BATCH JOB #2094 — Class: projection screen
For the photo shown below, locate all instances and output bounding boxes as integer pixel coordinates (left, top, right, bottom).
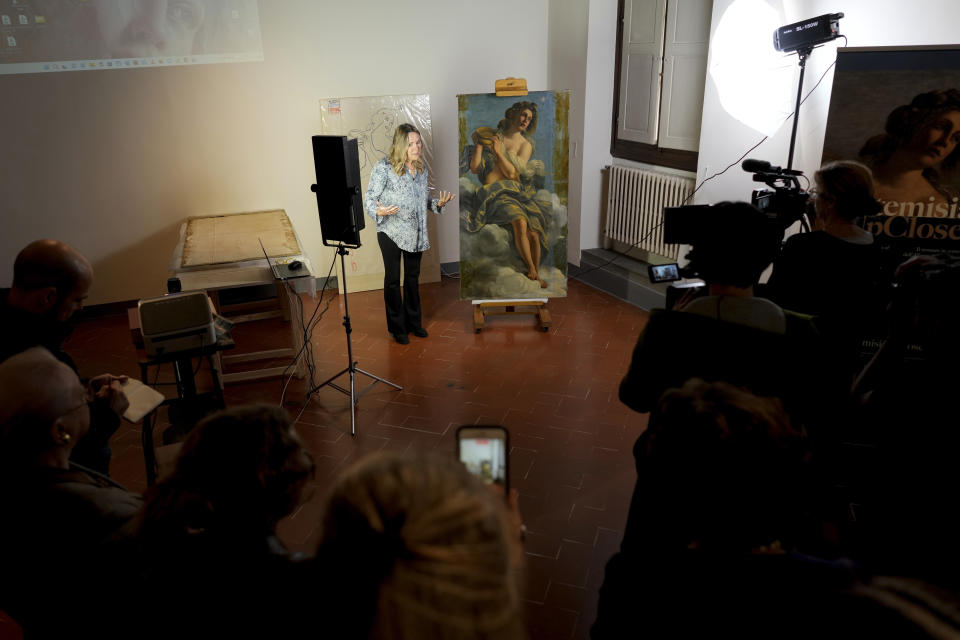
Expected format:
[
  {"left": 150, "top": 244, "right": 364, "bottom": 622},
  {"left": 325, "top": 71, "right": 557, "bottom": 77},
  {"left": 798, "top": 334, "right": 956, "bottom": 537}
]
[{"left": 0, "top": 0, "right": 263, "bottom": 75}]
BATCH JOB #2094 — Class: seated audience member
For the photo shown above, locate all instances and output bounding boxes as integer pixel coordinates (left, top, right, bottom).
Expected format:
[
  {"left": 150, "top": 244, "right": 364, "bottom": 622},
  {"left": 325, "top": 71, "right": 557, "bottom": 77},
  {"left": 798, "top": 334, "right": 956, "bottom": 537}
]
[
  {"left": 619, "top": 202, "right": 838, "bottom": 430},
  {"left": 765, "top": 161, "right": 887, "bottom": 376},
  {"left": 317, "top": 451, "right": 526, "bottom": 640},
  {"left": 0, "top": 239, "right": 129, "bottom": 474},
  {"left": 594, "top": 379, "right": 856, "bottom": 639},
  {"left": 133, "top": 404, "right": 315, "bottom": 637},
  {"left": 0, "top": 347, "right": 142, "bottom": 638},
  {"left": 849, "top": 256, "right": 960, "bottom": 585}
]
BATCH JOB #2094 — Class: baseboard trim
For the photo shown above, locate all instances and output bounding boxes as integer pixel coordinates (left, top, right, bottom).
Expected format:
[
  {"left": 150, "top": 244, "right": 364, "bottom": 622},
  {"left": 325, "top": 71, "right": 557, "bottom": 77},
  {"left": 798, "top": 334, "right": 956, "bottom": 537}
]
[{"left": 569, "top": 249, "right": 667, "bottom": 311}]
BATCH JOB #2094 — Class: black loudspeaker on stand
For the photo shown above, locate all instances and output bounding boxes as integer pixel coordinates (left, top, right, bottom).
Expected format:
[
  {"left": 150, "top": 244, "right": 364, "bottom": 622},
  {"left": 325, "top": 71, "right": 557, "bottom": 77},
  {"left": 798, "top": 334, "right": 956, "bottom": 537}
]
[
  {"left": 308, "top": 135, "right": 401, "bottom": 436},
  {"left": 311, "top": 135, "right": 365, "bottom": 248}
]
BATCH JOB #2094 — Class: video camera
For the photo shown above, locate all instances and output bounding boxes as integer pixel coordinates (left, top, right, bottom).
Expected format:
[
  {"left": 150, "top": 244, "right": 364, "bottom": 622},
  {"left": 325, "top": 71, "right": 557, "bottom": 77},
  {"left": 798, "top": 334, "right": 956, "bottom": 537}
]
[
  {"left": 662, "top": 160, "right": 810, "bottom": 248},
  {"left": 743, "top": 159, "right": 811, "bottom": 231}
]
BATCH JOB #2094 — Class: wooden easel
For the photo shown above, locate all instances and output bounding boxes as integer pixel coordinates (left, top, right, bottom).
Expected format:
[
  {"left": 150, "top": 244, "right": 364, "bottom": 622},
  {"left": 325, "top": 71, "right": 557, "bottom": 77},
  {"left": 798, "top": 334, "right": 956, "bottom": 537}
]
[
  {"left": 473, "top": 299, "right": 551, "bottom": 333},
  {"left": 468, "top": 77, "right": 551, "bottom": 334}
]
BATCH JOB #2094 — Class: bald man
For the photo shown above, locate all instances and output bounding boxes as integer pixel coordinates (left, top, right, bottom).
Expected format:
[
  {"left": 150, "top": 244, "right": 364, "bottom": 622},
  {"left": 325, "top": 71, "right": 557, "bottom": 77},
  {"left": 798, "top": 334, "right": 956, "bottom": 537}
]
[
  {"left": 0, "top": 347, "right": 92, "bottom": 468},
  {"left": 2, "top": 238, "right": 93, "bottom": 361},
  {"left": 0, "top": 348, "right": 141, "bottom": 637},
  {"left": 1, "top": 239, "right": 129, "bottom": 474}
]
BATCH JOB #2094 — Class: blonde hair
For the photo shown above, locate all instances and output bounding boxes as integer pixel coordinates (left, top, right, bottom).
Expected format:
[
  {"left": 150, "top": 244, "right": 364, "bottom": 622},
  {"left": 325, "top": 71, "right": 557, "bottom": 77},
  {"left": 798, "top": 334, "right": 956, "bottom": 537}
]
[
  {"left": 389, "top": 123, "right": 424, "bottom": 176},
  {"left": 319, "top": 452, "right": 525, "bottom": 640}
]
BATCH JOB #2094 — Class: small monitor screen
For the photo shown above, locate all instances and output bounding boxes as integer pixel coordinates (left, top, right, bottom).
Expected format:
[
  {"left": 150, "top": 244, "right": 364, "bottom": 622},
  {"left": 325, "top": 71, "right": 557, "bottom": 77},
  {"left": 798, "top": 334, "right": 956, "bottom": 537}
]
[
  {"left": 459, "top": 437, "right": 507, "bottom": 485},
  {"left": 652, "top": 264, "right": 679, "bottom": 280}
]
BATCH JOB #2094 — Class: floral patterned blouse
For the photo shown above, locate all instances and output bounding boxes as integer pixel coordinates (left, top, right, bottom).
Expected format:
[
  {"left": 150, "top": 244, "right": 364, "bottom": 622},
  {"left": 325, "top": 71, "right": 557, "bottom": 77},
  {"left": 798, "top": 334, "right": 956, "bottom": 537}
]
[{"left": 363, "top": 158, "right": 442, "bottom": 253}]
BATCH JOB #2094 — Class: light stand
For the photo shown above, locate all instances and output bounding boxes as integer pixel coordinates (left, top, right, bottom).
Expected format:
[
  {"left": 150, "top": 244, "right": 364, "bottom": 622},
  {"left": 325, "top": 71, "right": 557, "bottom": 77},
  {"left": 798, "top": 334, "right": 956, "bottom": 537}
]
[
  {"left": 307, "top": 134, "right": 402, "bottom": 436},
  {"left": 306, "top": 245, "right": 402, "bottom": 436},
  {"left": 742, "top": 14, "right": 842, "bottom": 235},
  {"left": 785, "top": 46, "right": 813, "bottom": 171}
]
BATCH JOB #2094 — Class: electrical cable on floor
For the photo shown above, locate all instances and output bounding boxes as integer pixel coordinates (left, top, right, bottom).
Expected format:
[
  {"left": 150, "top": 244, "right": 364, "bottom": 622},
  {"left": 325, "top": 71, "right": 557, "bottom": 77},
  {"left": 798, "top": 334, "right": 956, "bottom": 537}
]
[
  {"left": 292, "top": 387, "right": 315, "bottom": 425},
  {"left": 299, "top": 248, "right": 342, "bottom": 379},
  {"left": 279, "top": 245, "right": 341, "bottom": 409},
  {"left": 279, "top": 248, "right": 339, "bottom": 406},
  {"left": 572, "top": 44, "right": 844, "bottom": 285}
]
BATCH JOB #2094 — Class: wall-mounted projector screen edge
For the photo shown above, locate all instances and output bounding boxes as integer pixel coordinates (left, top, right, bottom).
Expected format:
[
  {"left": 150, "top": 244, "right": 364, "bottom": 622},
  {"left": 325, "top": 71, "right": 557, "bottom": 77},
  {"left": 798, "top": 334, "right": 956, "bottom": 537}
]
[{"left": 0, "top": 0, "right": 264, "bottom": 76}]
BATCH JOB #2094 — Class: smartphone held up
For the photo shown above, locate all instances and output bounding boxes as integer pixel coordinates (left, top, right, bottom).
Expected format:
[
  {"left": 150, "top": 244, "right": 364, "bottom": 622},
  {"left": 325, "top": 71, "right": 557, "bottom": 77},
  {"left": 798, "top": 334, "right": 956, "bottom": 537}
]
[{"left": 456, "top": 425, "right": 509, "bottom": 492}]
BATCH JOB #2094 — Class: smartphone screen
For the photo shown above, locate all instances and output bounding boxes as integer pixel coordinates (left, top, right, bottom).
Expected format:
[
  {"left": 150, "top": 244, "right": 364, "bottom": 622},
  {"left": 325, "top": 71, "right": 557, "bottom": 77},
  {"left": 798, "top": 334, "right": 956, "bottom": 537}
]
[
  {"left": 648, "top": 263, "right": 681, "bottom": 283},
  {"left": 456, "top": 426, "right": 509, "bottom": 491}
]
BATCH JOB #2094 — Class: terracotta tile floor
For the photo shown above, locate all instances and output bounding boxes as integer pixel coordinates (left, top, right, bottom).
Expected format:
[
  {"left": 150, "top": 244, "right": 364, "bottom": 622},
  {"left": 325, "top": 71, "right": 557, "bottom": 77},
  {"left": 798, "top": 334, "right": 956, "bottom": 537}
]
[{"left": 69, "top": 276, "right": 650, "bottom": 640}]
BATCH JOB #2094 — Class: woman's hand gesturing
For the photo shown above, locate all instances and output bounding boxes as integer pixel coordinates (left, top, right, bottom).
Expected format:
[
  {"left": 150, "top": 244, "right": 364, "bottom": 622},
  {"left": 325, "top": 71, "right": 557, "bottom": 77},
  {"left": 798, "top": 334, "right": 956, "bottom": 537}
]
[
  {"left": 377, "top": 201, "right": 399, "bottom": 216},
  {"left": 436, "top": 191, "right": 456, "bottom": 209}
]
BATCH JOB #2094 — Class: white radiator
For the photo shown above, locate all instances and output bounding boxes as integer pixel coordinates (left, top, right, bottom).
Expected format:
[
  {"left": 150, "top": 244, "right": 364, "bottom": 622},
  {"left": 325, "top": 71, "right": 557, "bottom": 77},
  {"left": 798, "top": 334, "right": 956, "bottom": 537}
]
[{"left": 605, "top": 166, "right": 696, "bottom": 260}]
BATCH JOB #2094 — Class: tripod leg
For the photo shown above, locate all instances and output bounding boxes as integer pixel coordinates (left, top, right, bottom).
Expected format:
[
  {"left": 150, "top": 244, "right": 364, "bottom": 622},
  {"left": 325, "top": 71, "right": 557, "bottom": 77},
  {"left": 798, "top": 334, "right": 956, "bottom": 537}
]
[
  {"left": 354, "top": 367, "right": 403, "bottom": 390},
  {"left": 309, "top": 245, "right": 402, "bottom": 438},
  {"left": 311, "top": 365, "right": 352, "bottom": 393},
  {"left": 349, "top": 366, "right": 357, "bottom": 436}
]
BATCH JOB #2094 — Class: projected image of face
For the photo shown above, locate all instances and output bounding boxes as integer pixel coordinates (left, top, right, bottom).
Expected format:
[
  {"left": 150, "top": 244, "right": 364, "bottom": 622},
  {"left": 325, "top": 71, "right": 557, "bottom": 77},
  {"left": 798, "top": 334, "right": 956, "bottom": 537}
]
[
  {"left": 908, "top": 111, "right": 960, "bottom": 169},
  {"left": 94, "top": 0, "right": 206, "bottom": 58}
]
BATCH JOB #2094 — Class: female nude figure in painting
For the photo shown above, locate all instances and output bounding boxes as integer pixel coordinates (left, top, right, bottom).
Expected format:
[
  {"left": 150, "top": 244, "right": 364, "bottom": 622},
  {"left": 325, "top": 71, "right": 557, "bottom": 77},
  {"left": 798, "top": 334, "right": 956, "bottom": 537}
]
[{"left": 468, "top": 100, "right": 552, "bottom": 287}]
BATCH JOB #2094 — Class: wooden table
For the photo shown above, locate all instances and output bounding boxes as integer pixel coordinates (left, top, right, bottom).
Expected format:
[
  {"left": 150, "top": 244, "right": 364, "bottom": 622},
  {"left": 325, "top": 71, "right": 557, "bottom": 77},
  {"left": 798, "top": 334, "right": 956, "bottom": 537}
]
[{"left": 169, "top": 210, "right": 315, "bottom": 384}]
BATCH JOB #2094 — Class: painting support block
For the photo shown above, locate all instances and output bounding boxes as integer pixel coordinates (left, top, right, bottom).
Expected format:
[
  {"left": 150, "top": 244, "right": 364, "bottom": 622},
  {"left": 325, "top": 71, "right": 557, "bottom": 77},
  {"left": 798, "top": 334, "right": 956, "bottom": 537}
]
[
  {"left": 472, "top": 299, "right": 550, "bottom": 333},
  {"left": 495, "top": 77, "right": 528, "bottom": 96}
]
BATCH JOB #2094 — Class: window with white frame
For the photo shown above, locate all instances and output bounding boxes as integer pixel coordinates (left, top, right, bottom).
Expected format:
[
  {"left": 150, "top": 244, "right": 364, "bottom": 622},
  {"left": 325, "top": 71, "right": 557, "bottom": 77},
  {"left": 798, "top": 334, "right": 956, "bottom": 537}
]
[{"left": 612, "top": 0, "right": 712, "bottom": 170}]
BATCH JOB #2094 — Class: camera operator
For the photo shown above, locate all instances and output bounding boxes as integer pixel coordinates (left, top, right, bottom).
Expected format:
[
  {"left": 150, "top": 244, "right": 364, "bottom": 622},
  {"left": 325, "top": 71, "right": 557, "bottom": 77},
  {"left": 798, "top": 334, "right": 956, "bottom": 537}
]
[
  {"left": 619, "top": 201, "right": 840, "bottom": 432},
  {"left": 765, "top": 161, "right": 886, "bottom": 378}
]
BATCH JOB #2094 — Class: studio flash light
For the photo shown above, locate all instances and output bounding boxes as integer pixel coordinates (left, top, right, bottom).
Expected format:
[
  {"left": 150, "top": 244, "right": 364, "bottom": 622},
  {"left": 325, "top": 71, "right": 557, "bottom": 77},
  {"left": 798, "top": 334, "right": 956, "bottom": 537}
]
[{"left": 774, "top": 12, "right": 843, "bottom": 54}]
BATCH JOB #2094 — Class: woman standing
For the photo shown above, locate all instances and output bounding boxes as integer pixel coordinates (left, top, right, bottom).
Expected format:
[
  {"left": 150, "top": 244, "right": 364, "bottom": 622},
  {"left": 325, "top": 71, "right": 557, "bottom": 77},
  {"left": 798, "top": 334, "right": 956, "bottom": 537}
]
[{"left": 364, "top": 123, "right": 455, "bottom": 344}]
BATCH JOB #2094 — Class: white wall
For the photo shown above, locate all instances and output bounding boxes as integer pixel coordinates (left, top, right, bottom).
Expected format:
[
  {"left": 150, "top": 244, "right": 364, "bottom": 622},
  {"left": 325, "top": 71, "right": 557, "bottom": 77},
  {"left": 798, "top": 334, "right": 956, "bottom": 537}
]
[
  {"left": 697, "top": 0, "right": 960, "bottom": 207},
  {"left": 548, "top": 0, "right": 589, "bottom": 264},
  {"left": 578, "top": 0, "right": 619, "bottom": 259},
  {"left": 0, "top": 0, "right": 549, "bottom": 305}
]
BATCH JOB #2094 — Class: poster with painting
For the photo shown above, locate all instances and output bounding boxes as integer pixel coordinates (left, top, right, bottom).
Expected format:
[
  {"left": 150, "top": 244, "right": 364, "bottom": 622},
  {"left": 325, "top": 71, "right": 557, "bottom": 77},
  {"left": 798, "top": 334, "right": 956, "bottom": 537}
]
[
  {"left": 457, "top": 90, "right": 570, "bottom": 300},
  {"left": 821, "top": 46, "right": 960, "bottom": 262},
  {"left": 320, "top": 94, "right": 440, "bottom": 293}
]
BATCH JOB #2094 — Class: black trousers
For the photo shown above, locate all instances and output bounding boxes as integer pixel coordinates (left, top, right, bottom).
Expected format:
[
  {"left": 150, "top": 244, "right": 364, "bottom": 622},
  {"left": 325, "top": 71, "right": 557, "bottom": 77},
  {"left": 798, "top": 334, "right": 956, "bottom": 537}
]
[{"left": 378, "top": 232, "right": 423, "bottom": 335}]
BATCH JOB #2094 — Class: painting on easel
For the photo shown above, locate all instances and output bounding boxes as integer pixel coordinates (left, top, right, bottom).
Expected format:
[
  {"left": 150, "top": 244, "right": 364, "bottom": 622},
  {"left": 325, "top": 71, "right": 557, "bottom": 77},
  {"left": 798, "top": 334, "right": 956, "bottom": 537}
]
[{"left": 457, "top": 90, "right": 570, "bottom": 300}]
